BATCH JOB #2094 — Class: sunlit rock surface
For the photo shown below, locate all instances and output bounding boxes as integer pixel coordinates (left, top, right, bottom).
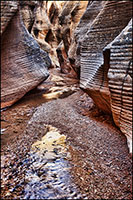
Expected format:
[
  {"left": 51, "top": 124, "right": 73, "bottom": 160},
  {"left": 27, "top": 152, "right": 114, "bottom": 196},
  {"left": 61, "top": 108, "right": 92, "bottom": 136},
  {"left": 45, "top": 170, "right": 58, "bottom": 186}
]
[
  {"left": 1, "top": 1, "right": 51, "bottom": 109},
  {"left": 57, "top": 1, "right": 88, "bottom": 76},
  {"left": 20, "top": 0, "right": 38, "bottom": 33},
  {"left": 25, "top": 1, "right": 88, "bottom": 77}
]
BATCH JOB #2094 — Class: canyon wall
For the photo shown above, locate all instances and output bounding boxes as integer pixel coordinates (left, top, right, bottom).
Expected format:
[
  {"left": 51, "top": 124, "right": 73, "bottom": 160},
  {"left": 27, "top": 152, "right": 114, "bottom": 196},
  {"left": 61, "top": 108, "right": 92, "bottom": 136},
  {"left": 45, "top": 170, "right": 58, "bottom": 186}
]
[
  {"left": 22, "top": 1, "right": 88, "bottom": 77},
  {"left": 108, "top": 19, "right": 132, "bottom": 153},
  {"left": 75, "top": 1, "right": 132, "bottom": 153},
  {"left": 1, "top": 1, "right": 51, "bottom": 108}
]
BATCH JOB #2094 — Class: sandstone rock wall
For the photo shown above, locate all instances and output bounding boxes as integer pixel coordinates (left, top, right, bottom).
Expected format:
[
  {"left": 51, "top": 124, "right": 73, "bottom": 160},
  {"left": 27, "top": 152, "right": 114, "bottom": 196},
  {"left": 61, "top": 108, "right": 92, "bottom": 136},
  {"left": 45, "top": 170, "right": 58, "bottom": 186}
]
[
  {"left": 1, "top": 0, "right": 19, "bottom": 35},
  {"left": 20, "top": 0, "right": 38, "bottom": 33},
  {"left": 1, "top": 1, "right": 51, "bottom": 109},
  {"left": 76, "top": 1, "right": 132, "bottom": 152},
  {"left": 25, "top": 1, "right": 88, "bottom": 77},
  {"left": 74, "top": 1, "right": 106, "bottom": 72},
  {"left": 107, "top": 19, "right": 132, "bottom": 153}
]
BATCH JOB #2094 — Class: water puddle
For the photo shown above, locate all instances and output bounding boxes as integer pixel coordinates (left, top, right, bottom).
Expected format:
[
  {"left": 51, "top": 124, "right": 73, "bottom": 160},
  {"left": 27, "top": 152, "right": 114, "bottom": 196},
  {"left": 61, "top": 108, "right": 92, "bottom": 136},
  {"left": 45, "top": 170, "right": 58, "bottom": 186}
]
[{"left": 23, "top": 125, "right": 83, "bottom": 199}]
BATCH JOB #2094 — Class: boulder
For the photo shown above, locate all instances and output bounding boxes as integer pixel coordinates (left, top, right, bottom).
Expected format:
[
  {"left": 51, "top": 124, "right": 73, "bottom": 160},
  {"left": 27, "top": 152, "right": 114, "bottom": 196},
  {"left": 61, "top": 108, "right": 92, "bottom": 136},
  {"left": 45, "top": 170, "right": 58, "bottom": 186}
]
[{"left": 1, "top": 2, "right": 51, "bottom": 109}]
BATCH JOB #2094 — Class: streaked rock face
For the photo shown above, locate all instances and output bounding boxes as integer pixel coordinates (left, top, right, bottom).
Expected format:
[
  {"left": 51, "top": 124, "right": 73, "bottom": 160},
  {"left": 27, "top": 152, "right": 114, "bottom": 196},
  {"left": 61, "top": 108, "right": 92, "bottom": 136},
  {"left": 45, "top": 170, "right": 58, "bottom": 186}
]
[
  {"left": 58, "top": 1, "right": 88, "bottom": 77},
  {"left": 1, "top": 1, "right": 51, "bottom": 109},
  {"left": 20, "top": 0, "right": 38, "bottom": 34},
  {"left": 74, "top": 1, "right": 106, "bottom": 76},
  {"left": 24, "top": 1, "right": 88, "bottom": 77},
  {"left": 77, "top": 1, "right": 132, "bottom": 152},
  {"left": 108, "top": 19, "right": 132, "bottom": 153},
  {"left": 1, "top": 0, "right": 19, "bottom": 35}
]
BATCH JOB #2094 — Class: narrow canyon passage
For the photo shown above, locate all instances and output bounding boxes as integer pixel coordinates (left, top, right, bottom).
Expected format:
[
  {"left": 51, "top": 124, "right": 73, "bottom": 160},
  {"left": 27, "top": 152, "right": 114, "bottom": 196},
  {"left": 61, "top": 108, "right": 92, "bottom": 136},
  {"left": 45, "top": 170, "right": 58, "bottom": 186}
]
[
  {"left": 1, "top": 1, "right": 132, "bottom": 200},
  {"left": 1, "top": 69, "right": 132, "bottom": 199}
]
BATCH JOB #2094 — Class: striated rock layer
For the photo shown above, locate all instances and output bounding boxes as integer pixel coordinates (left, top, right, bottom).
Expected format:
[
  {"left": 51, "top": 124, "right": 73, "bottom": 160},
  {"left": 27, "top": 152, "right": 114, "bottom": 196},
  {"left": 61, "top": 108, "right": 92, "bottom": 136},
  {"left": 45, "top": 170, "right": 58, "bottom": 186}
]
[
  {"left": 1, "top": 0, "right": 19, "bottom": 35},
  {"left": 108, "top": 19, "right": 132, "bottom": 153},
  {"left": 1, "top": 1, "right": 51, "bottom": 109},
  {"left": 57, "top": 1, "right": 88, "bottom": 76},
  {"left": 24, "top": 1, "right": 88, "bottom": 77},
  {"left": 77, "top": 1, "right": 132, "bottom": 152}
]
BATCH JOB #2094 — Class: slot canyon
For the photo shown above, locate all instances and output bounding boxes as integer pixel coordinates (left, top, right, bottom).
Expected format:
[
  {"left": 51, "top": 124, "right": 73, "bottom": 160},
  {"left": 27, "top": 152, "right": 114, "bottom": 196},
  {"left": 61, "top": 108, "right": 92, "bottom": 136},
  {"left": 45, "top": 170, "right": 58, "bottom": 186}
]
[{"left": 1, "top": 1, "right": 132, "bottom": 199}]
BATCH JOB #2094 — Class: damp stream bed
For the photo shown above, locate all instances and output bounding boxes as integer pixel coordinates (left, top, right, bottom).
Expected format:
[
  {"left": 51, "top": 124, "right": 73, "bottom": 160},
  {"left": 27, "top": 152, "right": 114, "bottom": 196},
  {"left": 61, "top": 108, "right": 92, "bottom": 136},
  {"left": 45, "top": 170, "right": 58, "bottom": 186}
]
[{"left": 1, "top": 76, "right": 132, "bottom": 200}]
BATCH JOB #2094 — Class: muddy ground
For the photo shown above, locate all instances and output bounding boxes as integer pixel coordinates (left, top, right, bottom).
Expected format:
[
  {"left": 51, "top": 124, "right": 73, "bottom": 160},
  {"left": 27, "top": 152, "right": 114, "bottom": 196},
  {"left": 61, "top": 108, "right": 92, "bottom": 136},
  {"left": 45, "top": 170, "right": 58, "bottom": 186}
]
[{"left": 1, "top": 69, "right": 132, "bottom": 199}]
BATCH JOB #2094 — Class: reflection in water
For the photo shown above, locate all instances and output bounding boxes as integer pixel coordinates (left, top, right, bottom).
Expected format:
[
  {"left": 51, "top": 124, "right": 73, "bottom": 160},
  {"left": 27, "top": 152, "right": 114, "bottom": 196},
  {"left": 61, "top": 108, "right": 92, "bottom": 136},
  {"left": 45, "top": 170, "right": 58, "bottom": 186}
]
[{"left": 23, "top": 126, "right": 83, "bottom": 199}]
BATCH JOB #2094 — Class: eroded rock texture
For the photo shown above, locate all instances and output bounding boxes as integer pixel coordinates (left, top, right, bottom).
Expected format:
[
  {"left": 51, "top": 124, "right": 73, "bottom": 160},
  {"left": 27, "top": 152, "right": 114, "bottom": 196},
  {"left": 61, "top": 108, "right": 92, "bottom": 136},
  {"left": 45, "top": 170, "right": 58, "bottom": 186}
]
[
  {"left": 20, "top": 0, "right": 38, "bottom": 34},
  {"left": 57, "top": 1, "right": 88, "bottom": 76},
  {"left": 25, "top": 1, "right": 88, "bottom": 77},
  {"left": 74, "top": 1, "right": 106, "bottom": 74},
  {"left": 77, "top": 1, "right": 132, "bottom": 152},
  {"left": 1, "top": 0, "right": 132, "bottom": 153},
  {"left": 1, "top": 0, "right": 19, "bottom": 35},
  {"left": 108, "top": 19, "right": 132, "bottom": 153},
  {"left": 1, "top": 1, "right": 51, "bottom": 109}
]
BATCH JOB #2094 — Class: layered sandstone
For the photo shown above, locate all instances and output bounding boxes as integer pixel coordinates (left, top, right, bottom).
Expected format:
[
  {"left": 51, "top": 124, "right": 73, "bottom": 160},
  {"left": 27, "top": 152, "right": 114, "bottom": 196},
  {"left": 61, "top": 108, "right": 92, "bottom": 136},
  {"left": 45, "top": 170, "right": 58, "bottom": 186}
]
[
  {"left": 1, "top": 0, "right": 19, "bottom": 35},
  {"left": 20, "top": 0, "right": 38, "bottom": 33},
  {"left": 76, "top": 1, "right": 132, "bottom": 152},
  {"left": 57, "top": 1, "right": 88, "bottom": 77},
  {"left": 74, "top": 1, "right": 106, "bottom": 73},
  {"left": 26, "top": 1, "right": 88, "bottom": 77},
  {"left": 107, "top": 19, "right": 132, "bottom": 153},
  {"left": 1, "top": 1, "right": 51, "bottom": 108}
]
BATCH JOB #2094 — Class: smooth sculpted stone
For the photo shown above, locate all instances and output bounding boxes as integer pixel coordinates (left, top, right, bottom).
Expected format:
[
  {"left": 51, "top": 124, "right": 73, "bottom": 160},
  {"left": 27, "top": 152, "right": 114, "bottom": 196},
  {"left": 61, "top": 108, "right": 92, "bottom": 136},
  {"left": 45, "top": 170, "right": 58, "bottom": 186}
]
[
  {"left": 78, "top": 1, "right": 132, "bottom": 152},
  {"left": 20, "top": 0, "right": 38, "bottom": 33},
  {"left": 25, "top": 1, "right": 88, "bottom": 77},
  {"left": 74, "top": 1, "right": 106, "bottom": 74},
  {"left": 107, "top": 19, "right": 132, "bottom": 153},
  {"left": 57, "top": 1, "right": 88, "bottom": 77},
  {"left": 79, "top": 1, "right": 132, "bottom": 113},
  {"left": 1, "top": 8, "right": 51, "bottom": 109}
]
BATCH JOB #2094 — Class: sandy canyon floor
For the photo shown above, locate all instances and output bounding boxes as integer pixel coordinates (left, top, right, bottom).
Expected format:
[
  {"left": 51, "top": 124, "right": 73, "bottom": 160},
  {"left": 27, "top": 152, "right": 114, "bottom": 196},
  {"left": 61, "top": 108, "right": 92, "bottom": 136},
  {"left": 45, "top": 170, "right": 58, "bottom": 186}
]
[{"left": 1, "top": 69, "right": 132, "bottom": 199}]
